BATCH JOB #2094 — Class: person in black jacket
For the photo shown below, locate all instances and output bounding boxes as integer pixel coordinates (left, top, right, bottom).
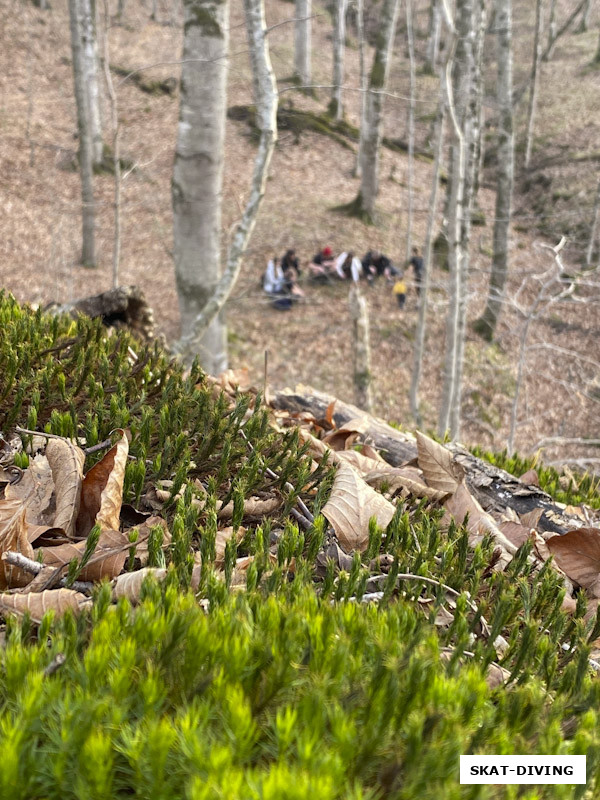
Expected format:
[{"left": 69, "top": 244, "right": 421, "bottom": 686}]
[
  {"left": 408, "top": 246, "right": 424, "bottom": 296},
  {"left": 362, "top": 250, "right": 397, "bottom": 283},
  {"left": 281, "top": 249, "right": 301, "bottom": 280}
]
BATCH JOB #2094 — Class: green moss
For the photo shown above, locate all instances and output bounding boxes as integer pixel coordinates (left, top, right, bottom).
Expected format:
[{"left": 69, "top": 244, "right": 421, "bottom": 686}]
[
  {"left": 332, "top": 192, "right": 376, "bottom": 225},
  {"left": 183, "top": 2, "right": 223, "bottom": 37}
]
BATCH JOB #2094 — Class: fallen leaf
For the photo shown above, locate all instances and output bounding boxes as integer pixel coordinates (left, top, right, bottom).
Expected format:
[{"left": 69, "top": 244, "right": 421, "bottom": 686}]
[
  {"left": 128, "top": 516, "right": 171, "bottom": 566},
  {"left": 416, "top": 432, "right": 464, "bottom": 495},
  {"left": 76, "top": 431, "right": 128, "bottom": 536},
  {"left": 0, "top": 588, "right": 91, "bottom": 623},
  {"left": 325, "top": 400, "right": 336, "bottom": 427},
  {"left": 215, "top": 526, "right": 246, "bottom": 566},
  {"left": 5, "top": 454, "right": 54, "bottom": 526},
  {"left": 217, "top": 497, "right": 280, "bottom": 520},
  {"left": 499, "top": 521, "right": 533, "bottom": 550},
  {"left": 36, "top": 529, "right": 131, "bottom": 581},
  {"left": 365, "top": 467, "right": 448, "bottom": 502},
  {"left": 486, "top": 663, "right": 511, "bottom": 689},
  {"left": 0, "top": 499, "right": 35, "bottom": 588},
  {"left": 336, "top": 449, "right": 383, "bottom": 475},
  {"left": 546, "top": 528, "right": 600, "bottom": 597},
  {"left": 45, "top": 439, "right": 85, "bottom": 539},
  {"left": 519, "top": 507, "right": 543, "bottom": 530},
  {"left": 322, "top": 417, "right": 371, "bottom": 451},
  {"left": 444, "top": 482, "right": 517, "bottom": 556},
  {"left": 111, "top": 567, "right": 167, "bottom": 602},
  {"left": 519, "top": 469, "right": 539, "bottom": 486},
  {"left": 322, "top": 462, "right": 395, "bottom": 552}
]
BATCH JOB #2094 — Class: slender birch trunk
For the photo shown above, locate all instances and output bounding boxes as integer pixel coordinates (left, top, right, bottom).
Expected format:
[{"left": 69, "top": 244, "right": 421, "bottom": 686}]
[
  {"left": 587, "top": 179, "right": 600, "bottom": 266},
  {"left": 173, "top": 0, "right": 278, "bottom": 361},
  {"left": 81, "top": 0, "right": 103, "bottom": 167},
  {"left": 425, "top": 0, "right": 441, "bottom": 75},
  {"left": 405, "top": 0, "right": 415, "bottom": 261},
  {"left": 354, "top": 0, "right": 367, "bottom": 177},
  {"left": 102, "top": 0, "right": 121, "bottom": 288},
  {"left": 471, "top": 0, "right": 487, "bottom": 206},
  {"left": 349, "top": 286, "right": 373, "bottom": 411},
  {"left": 524, "top": 0, "right": 543, "bottom": 169},
  {"left": 172, "top": 0, "right": 229, "bottom": 374},
  {"left": 294, "top": 0, "right": 311, "bottom": 86},
  {"left": 409, "top": 87, "right": 446, "bottom": 425},
  {"left": 543, "top": 0, "right": 586, "bottom": 61},
  {"left": 68, "top": 0, "right": 96, "bottom": 267},
  {"left": 474, "top": 0, "right": 513, "bottom": 342},
  {"left": 350, "top": 0, "right": 401, "bottom": 222},
  {"left": 330, "top": 0, "right": 347, "bottom": 120},
  {"left": 576, "top": 0, "right": 592, "bottom": 33},
  {"left": 545, "top": 0, "right": 557, "bottom": 60}
]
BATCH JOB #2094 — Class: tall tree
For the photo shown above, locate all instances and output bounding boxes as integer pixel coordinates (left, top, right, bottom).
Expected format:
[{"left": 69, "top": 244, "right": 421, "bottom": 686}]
[
  {"left": 68, "top": 0, "right": 96, "bottom": 267},
  {"left": 330, "top": 0, "right": 347, "bottom": 119},
  {"left": 576, "top": 0, "right": 592, "bottom": 33},
  {"left": 424, "top": 0, "right": 441, "bottom": 75},
  {"left": 81, "top": 0, "right": 103, "bottom": 167},
  {"left": 353, "top": 0, "right": 367, "bottom": 177},
  {"left": 172, "top": 0, "right": 230, "bottom": 374},
  {"left": 172, "top": 0, "right": 278, "bottom": 365},
  {"left": 404, "top": 0, "right": 415, "bottom": 261},
  {"left": 524, "top": 0, "right": 543, "bottom": 168},
  {"left": 587, "top": 179, "right": 600, "bottom": 266},
  {"left": 346, "top": 0, "right": 400, "bottom": 222},
  {"left": 294, "top": 0, "right": 311, "bottom": 86},
  {"left": 474, "top": 0, "right": 514, "bottom": 342}
]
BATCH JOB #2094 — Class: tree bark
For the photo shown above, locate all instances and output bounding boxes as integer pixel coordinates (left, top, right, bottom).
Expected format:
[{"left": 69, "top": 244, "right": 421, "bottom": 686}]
[
  {"left": 349, "top": 286, "right": 373, "bottom": 411},
  {"left": 172, "top": 0, "right": 230, "bottom": 375},
  {"left": 404, "top": 0, "right": 415, "bottom": 262},
  {"left": 68, "top": 0, "right": 96, "bottom": 267},
  {"left": 294, "top": 0, "right": 311, "bottom": 86},
  {"left": 576, "top": 0, "right": 592, "bottom": 33},
  {"left": 81, "top": 0, "right": 103, "bottom": 167},
  {"left": 545, "top": 0, "right": 557, "bottom": 59},
  {"left": 474, "top": 0, "right": 513, "bottom": 342},
  {"left": 172, "top": 0, "right": 278, "bottom": 363},
  {"left": 587, "top": 179, "right": 600, "bottom": 266},
  {"left": 424, "top": 0, "right": 441, "bottom": 75},
  {"left": 351, "top": 0, "right": 401, "bottom": 221},
  {"left": 354, "top": 0, "right": 367, "bottom": 177},
  {"left": 330, "top": 0, "right": 347, "bottom": 120},
  {"left": 524, "top": 0, "right": 543, "bottom": 169},
  {"left": 47, "top": 285, "right": 154, "bottom": 340},
  {"left": 102, "top": 0, "right": 121, "bottom": 288},
  {"left": 542, "top": 0, "right": 586, "bottom": 61}
]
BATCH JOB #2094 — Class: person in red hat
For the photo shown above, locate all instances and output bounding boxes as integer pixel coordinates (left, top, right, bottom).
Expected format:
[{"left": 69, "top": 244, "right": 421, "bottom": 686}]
[{"left": 308, "top": 245, "right": 335, "bottom": 283}]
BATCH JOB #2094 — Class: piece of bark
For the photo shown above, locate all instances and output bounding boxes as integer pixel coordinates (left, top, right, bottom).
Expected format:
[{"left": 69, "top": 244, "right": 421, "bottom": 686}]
[
  {"left": 272, "top": 386, "right": 590, "bottom": 535},
  {"left": 45, "top": 285, "right": 154, "bottom": 341}
]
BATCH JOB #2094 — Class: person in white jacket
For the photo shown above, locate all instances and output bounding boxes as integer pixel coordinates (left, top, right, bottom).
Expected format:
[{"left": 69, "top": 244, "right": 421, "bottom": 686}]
[
  {"left": 263, "top": 257, "right": 286, "bottom": 294},
  {"left": 334, "top": 251, "right": 362, "bottom": 282}
]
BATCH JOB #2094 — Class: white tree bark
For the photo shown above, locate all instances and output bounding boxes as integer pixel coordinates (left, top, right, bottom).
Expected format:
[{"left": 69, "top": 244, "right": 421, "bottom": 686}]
[
  {"left": 546, "top": 0, "right": 557, "bottom": 59},
  {"left": 425, "top": 0, "right": 441, "bottom": 75},
  {"left": 587, "top": 179, "right": 600, "bottom": 266},
  {"left": 173, "top": 0, "right": 278, "bottom": 363},
  {"left": 524, "top": 0, "right": 543, "bottom": 169},
  {"left": 475, "top": 0, "right": 513, "bottom": 342},
  {"left": 354, "top": 0, "right": 367, "bottom": 177},
  {"left": 405, "top": 0, "right": 415, "bottom": 262},
  {"left": 81, "top": 0, "right": 103, "bottom": 167},
  {"left": 349, "top": 286, "right": 372, "bottom": 411},
  {"left": 102, "top": 0, "right": 121, "bottom": 288},
  {"left": 409, "top": 84, "right": 446, "bottom": 425},
  {"left": 68, "top": 0, "right": 96, "bottom": 267},
  {"left": 543, "top": 0, "right": 586, "bottom": 61},
  {"left": 172, "top": 0, "right": 230, "bottom": 374},
  {"left": 331, "top": 0, "right": 347, "bottom": 120},
  {"left": 353, "top": 0, "right": 400, "bottom": 221},
  {"left": 576, "top": 0, "right": 592, "bottom": 33},
  {"left": 294, "top": 0, "right": 311, "bottom": 85}
]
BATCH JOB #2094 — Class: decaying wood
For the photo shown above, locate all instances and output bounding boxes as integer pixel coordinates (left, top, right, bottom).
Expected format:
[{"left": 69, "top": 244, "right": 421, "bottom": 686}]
[
  {"left": 45, "top": 285, "right": 154, "bottom": 341},
  {"left": 272, "top": 386, "right": 591, "bottom": 535}
]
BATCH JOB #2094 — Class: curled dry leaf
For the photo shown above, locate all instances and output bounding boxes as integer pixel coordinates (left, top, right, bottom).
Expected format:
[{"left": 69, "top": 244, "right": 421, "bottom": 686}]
[
  {"left": 365, "top": 467, "right": 448, "bottom": 502},
  {"left": 45, "top": 438, "right": 85, "bottom": 539},
  {"left": 486, "top": 663, "right": 511, "bottom": 689},
  {"left": 499, "top": 521, "right": 533, "bottom": 550},
  {"left": 336, "top": 449, "right": 384, "bottom": 476},
  {"left": 416, "top": 432, "right": 464, "bottom": 495},
  {"left": 322, "top": 417, "right": 371, "bottom": 452},
  {"left": 111, "top": 567, "right": 167, "bottom": 602},
  {"left": 5, "top": 454, "right": 54, "bottom": 526},
  {"left": 0, "top": 588, "right": 91, "bottom": 623},
  {"left": 443, "top": 482, "right": 518, "bottom": 557},
  {"left": 546, "top": 528, "right": 600, "bottom": 598},
  {"left": 519, "top": 507, "right": 543, "bottom": 531},
  {"left": 0, "top": 499, "right": 35, "bottom": 588},
  {"left": 217, "top": 496, "right": 280, "bottom": 520},
  {"left": 519, "top": 469, "right": 539, "bottom": 487},
  {"left": 76, "top": 431, "right": 129, "bottom": 537},
  {"left": 36, "top": 529, "right": 130, "bottom": 581},
  {"left": 215, "top": 526, "right": 246, "bottom": 567},
  {"left": 322, "top": 462, "right": 395, "bottom": 553},
  {"left": 129, "top": 516, "right": 171, "bottom": 566}
]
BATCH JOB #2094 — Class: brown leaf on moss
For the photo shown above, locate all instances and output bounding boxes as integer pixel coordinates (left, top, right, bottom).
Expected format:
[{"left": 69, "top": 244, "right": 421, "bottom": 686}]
[
  {"left": 111, "top": 567, "right": 167, "bottom": 602},
  {"left": 0, "top": 588, "right": 91, "bottom": 623},
  {"left": 128, "top": 516, "right": 171, "bottom": 566},
  {"left": 365, "top": 467, "right": 448, "bottom": 502},
  {"left": 5, "top": 454, "right": 54, "bottom": 526},
  {"left": 76, "top": 431, "right": 128, "bottom": 537},
  {"left": 443, "top": 482, "right": 518, "bottom": 557},
  {"left": 217, "top": 496, "right": 280, "bottom": 520},
  {"left": 519, "top": 507, "right": 544, "bottom": 530},
  {"left": 322, "top": 462, "right": 395, "bottom": 552},
  {"left": 0, "top": 499, "right": 35, "bottom": 588},
  {"left": 519, "top": 469, "right": 539, "bottom": 486},
  {"left": 546, "top": 528, "right": 600, "bottom": 597},
  {"left": 36, "top": 529, "right": 130, "bottom": 581},
  {"left": 416, "top": 432, "right": 464, "bottom": 495},
  {"left": 215, "top": 526, "right": 246, "bottom": 566},
  {"left": 45, "top": 439, "right": 85, "bottom": 539},
  {"left": 499, "top": 521, "right": 533, "bottom": 549},
  {"left": 322, "top": 417, "right": 371, "bottom": 452}
]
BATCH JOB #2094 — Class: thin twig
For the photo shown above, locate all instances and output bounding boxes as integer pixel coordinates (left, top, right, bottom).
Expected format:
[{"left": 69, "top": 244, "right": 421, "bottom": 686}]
[
  {"left": 44, "top": 653, "right": 66, "bottom": 677},
  {"left": 1, "top": 552, "right": 93, "bottom": 594}
]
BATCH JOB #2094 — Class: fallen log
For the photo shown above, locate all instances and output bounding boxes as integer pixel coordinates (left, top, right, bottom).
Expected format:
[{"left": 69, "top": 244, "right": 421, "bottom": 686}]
[
  {"left": 272, "top": 385, "right": 592, "bottom": 535},
  {"left": 45, "top": 286, "right": 154, "bottom": 341}
]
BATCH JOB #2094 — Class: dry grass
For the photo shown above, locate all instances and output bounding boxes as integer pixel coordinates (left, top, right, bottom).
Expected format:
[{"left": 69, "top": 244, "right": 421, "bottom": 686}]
[{"left": 1, "top": 0, "right": 599, "bottom": 465}]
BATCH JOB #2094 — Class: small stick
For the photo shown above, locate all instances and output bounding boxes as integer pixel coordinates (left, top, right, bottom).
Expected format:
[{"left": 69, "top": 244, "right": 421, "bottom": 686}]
[
  {"left": 1, "top": 552, "right": 93, "bottom": 594},
  {"left": 83, "top": 437, "right": 114, "bottom": 456},
  {"left": 15, "top": 427, "right": 76, "bottom": 442},
  {"left": 263, "top": 349, "right": 269, "bottom": 405},
  {"left": 44, "top": 653, "right": 66, "bottom": 677}
]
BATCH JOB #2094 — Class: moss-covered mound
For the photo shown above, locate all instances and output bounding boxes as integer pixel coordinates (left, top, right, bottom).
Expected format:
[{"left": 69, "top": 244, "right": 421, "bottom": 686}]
[{"left": 1, "top": 294, "right": 600, "bottom": 799}]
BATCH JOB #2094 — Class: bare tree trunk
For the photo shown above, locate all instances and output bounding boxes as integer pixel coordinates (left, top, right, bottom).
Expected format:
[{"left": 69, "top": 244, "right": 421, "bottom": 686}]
[
  {"left": 172, "top": 0, "right": 229, "bottom": 374},
  {"left": 102, "top": 0, "right": 121, "bottom": 288},
  {"left": 81, "top": 0, "right": 103, "bottom": 167},
  {"left": 542, "top": 0, "right": 586, "bottom": 61},
  {"left": 330, "top": 0, "right": 347, "bottom": 120},
  {"left": 524, "top": 0, "right": 543, "bottom": 169},
  {"left": 354, "top": 0, "right": 367, "bottom": 177},
  {"left": 596, "top": 27, "right": 600, "bottom": 62},
  {"left": 471, "top": 0, "right": 487, "bottom": 206},
  {"left": 546, "top": 0, "right": 557, "bottom": 59},
  {"left": 587, "top": 179, "right": 600, "bottom": 266},
  {"left": 349, "top": 286, "right": 373, "bottom": 411},
  {"left": 350, "top": 0, "right": 401, "bottom": 222},
  {"left": 576, "top": 0, "right": 592, "bottom": 33},
  {"left": 68, "top": 0, "right": 96, "bottom": 267},
  {"left": 409, "top": 86, "right": 446, "bottom": 425},
  {"left": 474, "top": 0, "right": 513, "bottom": 342},
  {"left": 172, "top": 0, "right": 278, "bottom": 361},
  {"left": 405, "top": 0, "right": 415, "bottom": 261},
  {"left": 294, "top": 0, "right": 311, "bottom": 86},
  {"left": 425, "top": 0, "right": 441, "bottom": 75}
]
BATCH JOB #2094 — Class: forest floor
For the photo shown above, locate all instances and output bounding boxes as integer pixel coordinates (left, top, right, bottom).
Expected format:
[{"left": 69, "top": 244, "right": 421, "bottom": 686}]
[{"left": 1, "top": 0, "right": 600, "bottom": 466}]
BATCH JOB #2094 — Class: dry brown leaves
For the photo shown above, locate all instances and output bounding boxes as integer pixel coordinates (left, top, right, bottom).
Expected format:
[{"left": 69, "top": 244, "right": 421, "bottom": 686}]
[
  {"left": 0, "top": 588, "right": 91, "bottom": 623},
  {"left": 546, "top": 528, "right": 600, "bottom": 598}
]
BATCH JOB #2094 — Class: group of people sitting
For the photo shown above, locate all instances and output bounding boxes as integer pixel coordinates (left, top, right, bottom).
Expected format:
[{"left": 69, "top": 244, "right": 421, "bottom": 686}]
[{"left": 263, "top": 245, "right": 424, "bottom": 310}]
